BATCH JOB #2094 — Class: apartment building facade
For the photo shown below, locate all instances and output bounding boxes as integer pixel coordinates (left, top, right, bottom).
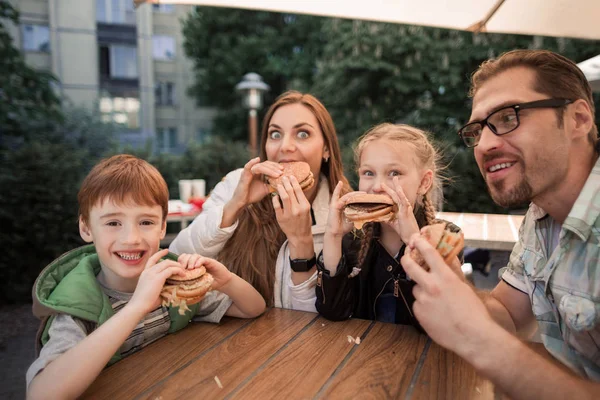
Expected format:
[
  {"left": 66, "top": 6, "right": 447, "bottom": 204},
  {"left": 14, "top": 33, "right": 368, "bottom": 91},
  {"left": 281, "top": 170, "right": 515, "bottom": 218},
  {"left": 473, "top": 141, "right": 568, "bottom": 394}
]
[{"left": 8, "top": 0, "right": 217, "bottom": 153}]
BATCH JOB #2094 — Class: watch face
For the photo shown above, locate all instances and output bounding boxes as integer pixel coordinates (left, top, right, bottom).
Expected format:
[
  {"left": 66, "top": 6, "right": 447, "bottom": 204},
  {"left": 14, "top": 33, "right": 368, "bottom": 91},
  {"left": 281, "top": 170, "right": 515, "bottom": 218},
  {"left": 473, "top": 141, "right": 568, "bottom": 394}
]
[{"left": 290, "top": 255, "right": 316, "bottom": 272}]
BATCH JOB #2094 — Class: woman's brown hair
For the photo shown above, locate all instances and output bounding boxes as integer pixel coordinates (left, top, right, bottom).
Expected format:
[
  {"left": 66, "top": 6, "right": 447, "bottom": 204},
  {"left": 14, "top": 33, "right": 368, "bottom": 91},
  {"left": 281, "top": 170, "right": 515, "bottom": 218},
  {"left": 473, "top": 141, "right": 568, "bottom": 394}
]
[
  {"left": 218, "top": 91, "right": 350, "bottom": 305},
  {"left": 353, "top": 123, "right": 442, "bottom": 267}
]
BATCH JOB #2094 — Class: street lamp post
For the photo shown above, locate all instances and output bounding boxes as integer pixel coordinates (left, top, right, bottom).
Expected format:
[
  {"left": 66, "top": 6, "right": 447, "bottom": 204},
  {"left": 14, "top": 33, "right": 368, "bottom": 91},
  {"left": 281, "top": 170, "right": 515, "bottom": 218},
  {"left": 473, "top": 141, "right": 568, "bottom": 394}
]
[{"left": 235, "top": 73, "right": 270, "bottom": 155}]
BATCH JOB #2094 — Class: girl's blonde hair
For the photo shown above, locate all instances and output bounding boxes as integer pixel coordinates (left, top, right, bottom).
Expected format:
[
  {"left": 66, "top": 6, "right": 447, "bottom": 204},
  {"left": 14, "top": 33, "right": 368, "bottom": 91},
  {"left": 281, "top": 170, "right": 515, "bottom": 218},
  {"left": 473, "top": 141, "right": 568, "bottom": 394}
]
[
  {"left": 217, "top": 91, "right": 350, "bottom": 306},
  {"left": 354, "top": 123, "right": 443, "bottom": 267}
]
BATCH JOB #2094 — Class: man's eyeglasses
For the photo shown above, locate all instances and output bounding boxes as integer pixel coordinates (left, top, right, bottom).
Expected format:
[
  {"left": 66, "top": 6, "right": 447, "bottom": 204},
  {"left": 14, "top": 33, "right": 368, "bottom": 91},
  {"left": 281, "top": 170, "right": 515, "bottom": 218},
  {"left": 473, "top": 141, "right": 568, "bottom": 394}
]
[{"left": 458, "top": 98, "right": 573, "bottom": 148}]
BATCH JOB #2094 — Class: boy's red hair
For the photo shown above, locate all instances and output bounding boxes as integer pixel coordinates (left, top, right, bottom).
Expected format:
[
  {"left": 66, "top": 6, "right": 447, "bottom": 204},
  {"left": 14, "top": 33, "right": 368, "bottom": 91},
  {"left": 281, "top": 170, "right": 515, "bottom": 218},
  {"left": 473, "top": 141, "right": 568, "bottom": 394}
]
[{"left": 78, "top": 154, "right": 169, "bottom": 224}]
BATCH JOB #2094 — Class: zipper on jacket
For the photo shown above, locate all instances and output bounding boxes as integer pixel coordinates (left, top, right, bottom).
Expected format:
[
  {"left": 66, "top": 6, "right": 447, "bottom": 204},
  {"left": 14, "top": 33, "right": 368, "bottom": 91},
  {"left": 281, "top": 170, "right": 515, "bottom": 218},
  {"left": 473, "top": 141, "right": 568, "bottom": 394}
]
[
  {"left": 317, "top": 271, "right": 325, "bottom": 304},
  {"left": 373, "top": 276, "right": 393, "bottom": 320}
]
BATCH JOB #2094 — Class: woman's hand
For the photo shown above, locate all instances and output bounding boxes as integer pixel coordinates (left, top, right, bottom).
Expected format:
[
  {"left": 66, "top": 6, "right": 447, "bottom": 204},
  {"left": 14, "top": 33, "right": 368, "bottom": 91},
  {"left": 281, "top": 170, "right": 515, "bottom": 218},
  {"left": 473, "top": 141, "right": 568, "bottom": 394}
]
[
  {"left": 272, "top": 175, "right": 314, "bottom": 259},
  {"left": 327, "top": 183, "right": 360, "bottom": 237},
  {"left": 229, "top": 158, "right": 283, "bottom": 209},
  {"left": 381, "top": 177, "right": 420, "bottom": 243},
  {"left": 222, "top": 158, "right": 283, "bottom": 228}
]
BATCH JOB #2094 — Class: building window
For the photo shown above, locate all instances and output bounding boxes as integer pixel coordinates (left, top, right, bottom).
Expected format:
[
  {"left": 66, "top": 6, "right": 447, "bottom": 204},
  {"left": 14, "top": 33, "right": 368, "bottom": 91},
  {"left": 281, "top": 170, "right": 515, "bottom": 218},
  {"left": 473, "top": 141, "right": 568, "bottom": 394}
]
[
  {"left": 96, "top": 0, "right": 135, "bottom": 25},
  {"left": 153, "top": 4, "right": 174, "bottom": 13},
  {"left": 21, "top": 24, "right": 50, "bottom": 52},
  {"left": 196, "top": 127, "right": 211, "bottom": 143},
  {"left": 157, "top": 127, "right": 178, "bottom": 152},
  {"left": 152, "top": 35, "right": 176, "bottom": 61},
  {"left": 155, "top": 82, "right": 175, "bottom": 106},
  {"left": 99, "top": 95, "right": 140, "bottom": 129},
  {"left": 99, "top": 44, "right": 138, "bottom": 79}
]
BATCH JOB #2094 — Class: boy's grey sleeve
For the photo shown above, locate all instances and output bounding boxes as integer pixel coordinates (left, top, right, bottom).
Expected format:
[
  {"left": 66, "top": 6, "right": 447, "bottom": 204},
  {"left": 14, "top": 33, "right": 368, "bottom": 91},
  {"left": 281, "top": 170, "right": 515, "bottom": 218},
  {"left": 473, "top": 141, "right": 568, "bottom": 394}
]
[
  {"left": 26, "top": 314, "right": 87, "bottom": 389},
  {"left": 192, "top": 290, "right": 233, "bottom": 324}
]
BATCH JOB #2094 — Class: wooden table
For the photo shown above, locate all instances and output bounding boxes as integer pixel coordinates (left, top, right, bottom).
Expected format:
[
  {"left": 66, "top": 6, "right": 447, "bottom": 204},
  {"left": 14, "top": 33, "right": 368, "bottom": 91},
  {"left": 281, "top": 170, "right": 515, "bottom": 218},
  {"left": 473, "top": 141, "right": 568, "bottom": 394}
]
[
  {"left": 437, "top": 212, "right": 524, "bottom": 251},
  {"left": 83, "top": 308, "right": 496, "bottom": 399}
]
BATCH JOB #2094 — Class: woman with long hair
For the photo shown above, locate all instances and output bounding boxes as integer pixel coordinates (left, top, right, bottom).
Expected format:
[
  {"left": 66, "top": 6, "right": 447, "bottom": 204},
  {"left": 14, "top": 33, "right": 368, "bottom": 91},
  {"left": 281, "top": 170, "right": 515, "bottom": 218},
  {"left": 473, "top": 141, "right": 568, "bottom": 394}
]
[{"left": 170, "top": 91, "right": 350, "bottom": 310}]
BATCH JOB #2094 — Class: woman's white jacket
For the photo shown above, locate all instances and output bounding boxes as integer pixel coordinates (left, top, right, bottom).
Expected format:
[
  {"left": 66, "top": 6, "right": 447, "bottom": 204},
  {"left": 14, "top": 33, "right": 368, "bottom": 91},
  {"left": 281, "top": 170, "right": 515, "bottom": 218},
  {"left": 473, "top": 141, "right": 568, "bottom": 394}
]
[{"left": 169, "top": 168, "right": 331, "bottom": 312}]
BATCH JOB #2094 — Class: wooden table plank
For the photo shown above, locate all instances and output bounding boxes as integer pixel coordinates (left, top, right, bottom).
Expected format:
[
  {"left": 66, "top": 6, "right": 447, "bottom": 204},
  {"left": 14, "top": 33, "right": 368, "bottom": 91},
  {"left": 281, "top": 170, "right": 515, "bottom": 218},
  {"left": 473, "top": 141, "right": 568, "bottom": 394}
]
[
  {"left": 409, "top": 341, "right": 495, "bottom": 400},
  {"left": 319, "top": 322, "right": 428, "bottom": 399},
  {"left": 142, "top": 308, "right": 318, "bottom": 399},
  {"left": 82, "top": 316, "right": 250, "bottom": 399},
  {"left": 231, "top": 316, "right": 372, "bottom": 399}
]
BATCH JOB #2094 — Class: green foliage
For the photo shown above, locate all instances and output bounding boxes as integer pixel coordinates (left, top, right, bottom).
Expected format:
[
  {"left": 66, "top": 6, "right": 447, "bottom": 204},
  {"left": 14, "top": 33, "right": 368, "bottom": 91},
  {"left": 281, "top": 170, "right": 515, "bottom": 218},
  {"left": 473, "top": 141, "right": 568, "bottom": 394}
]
[
  {"left": 182, "top": 7, "right": 325, "bottom": 141},
  {"left": 0, "top": 1, "right": 62, "bottom": 139},
  {"left": 182, "top": 9, "right": 600, "bottom": 214},
  {"left": 310, "top": 20, "right": 600, "bottom": 212},
  {"left": 0, "top": 141, "right": 87, "bottom": 303}
]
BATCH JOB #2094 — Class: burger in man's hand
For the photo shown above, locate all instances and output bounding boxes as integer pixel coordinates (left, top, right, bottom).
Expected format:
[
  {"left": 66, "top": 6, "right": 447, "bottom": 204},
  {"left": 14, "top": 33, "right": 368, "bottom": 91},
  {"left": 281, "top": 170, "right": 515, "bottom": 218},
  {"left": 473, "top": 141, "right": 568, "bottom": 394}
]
[
  {"left": 342, "top": 193, "right": 396, "bottom": 230},
  {"left": 410, "top": 223, "right": 464, "bottom": 271},
  {"left": 267, "top": 161, "right": 315, "bottom": 193},
  {"left": 161, "top": 266, "right": 214, "bottom": 315}
]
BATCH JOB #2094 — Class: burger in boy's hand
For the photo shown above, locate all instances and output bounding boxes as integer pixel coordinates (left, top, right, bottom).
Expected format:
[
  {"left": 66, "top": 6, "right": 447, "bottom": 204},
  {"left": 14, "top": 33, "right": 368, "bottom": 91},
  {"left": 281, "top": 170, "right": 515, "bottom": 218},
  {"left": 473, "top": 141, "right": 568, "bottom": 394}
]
[
  {"left": 410, "top": 223, "right": 464, "bottom": 271},
  {"left": 160, "top": 266, "right": 214, "bottom": 315},
  {"left": 267, "top": 161, "right": 315, "bottom": 193}
]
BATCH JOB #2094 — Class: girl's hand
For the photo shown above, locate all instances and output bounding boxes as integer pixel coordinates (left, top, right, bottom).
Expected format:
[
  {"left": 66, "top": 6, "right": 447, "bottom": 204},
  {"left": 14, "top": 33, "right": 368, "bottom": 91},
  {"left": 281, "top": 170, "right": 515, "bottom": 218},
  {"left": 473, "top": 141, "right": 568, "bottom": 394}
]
[
  {"left": 326, "top": 182, "right": 359, "bottom": 237},
  {"left": 272, "top": 175, "right": 313, "bottom": 246},
  {"left": 129, "top": 249, "right": 186, "bottom": 314},
  {"left": 229, "top": 158, "right": 284, "bottom": 209},
  {"left": 192, "top": 256, "right": 233, "bottom": 291},
  {"left": 381, "top": 177, "right": 420, "bottom": 243}
]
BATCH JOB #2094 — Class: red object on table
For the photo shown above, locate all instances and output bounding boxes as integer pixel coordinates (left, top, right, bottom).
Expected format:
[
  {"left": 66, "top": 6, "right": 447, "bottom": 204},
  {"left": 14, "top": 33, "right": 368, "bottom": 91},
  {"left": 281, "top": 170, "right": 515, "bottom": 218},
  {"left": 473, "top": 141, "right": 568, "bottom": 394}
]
[{"left": 188, "top": 197, "right": 206, "bottom": 211}]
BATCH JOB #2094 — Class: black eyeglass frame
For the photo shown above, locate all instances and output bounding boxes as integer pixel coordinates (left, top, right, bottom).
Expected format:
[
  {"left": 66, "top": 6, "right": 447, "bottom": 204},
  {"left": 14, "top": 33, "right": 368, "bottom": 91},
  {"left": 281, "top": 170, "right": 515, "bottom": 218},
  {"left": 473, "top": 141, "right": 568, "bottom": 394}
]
[{"left": 458, "top": 98, "right": 573, "bottom": 148}]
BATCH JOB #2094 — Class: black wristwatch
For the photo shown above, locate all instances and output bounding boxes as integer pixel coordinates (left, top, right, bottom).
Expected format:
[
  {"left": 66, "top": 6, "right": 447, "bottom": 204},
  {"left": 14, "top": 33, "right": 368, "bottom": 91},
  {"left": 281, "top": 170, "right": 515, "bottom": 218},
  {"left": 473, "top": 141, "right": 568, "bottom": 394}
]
[{"left": 289, "top": 253, "right": 317, "bottom": 272}]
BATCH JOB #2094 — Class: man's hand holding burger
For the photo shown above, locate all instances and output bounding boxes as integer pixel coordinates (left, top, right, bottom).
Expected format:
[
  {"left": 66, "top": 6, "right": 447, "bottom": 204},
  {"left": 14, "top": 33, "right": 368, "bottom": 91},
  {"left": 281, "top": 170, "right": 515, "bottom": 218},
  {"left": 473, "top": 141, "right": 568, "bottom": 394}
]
[{"left": 401, "top": 234, "right": 494, "bottom": 357}]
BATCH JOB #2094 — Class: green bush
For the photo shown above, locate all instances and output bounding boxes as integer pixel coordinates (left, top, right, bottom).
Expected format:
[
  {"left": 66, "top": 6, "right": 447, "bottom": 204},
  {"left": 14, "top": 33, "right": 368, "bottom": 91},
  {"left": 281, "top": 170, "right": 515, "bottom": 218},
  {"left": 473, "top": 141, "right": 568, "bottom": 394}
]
[{"left": 0, "top": 141, "right": 88, "bottom": 303}]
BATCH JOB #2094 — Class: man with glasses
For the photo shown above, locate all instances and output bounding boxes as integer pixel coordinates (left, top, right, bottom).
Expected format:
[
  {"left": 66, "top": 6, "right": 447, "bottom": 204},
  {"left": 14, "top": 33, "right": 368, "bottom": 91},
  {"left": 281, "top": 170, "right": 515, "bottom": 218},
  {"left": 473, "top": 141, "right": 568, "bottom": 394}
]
[{"left": 401, "top": 49, "right": 600, "bottom": 399}]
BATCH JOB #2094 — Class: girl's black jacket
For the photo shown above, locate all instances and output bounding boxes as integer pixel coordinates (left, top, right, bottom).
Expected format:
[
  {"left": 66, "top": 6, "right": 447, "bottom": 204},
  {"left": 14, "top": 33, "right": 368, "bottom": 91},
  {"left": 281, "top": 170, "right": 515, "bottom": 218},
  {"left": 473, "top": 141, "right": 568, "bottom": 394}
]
[{"left": 315, "top": 218, "right": 463, "bottom": 329}]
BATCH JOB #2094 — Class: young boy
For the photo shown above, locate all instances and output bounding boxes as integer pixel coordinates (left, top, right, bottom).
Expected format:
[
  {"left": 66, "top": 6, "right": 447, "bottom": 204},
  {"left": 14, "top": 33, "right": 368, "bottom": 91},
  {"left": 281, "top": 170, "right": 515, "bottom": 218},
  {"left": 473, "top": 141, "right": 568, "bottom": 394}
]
[{"left": 26, "top": 154, "right": 266, "bottom": 399}]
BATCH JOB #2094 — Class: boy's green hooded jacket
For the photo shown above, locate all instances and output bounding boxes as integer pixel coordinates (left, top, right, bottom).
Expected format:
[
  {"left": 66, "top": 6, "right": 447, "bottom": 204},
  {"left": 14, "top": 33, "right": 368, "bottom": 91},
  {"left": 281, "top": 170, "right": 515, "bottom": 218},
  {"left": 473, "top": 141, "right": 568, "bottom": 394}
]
[{"left": 32, "top": 245, "right": 199, "bottom": 365}]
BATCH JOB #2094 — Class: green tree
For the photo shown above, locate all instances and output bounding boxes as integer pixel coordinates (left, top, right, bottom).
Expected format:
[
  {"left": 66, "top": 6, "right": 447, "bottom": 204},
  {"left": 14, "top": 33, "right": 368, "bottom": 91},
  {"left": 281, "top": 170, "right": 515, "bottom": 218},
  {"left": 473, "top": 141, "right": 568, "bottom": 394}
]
[
  {"left": 311, "top": 19, "right": 600, "bottom": 212},
  {"left": 182, "top": 7, "right": 326, "bottom": 141}
]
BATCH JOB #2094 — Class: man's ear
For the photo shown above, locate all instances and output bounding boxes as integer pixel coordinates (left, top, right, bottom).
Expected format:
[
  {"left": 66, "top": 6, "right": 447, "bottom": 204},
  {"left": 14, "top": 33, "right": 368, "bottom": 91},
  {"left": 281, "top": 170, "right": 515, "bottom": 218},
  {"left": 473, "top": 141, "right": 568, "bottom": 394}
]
[
  {"left": 418, "top": 169, "right": 434, "bottom": 195},
  {"left": 79, "top": 217, "right": 93, "bottom": 243},
  {"left": 160, "top": 220, "right": 167, "bottom": 240},
  {"left": 569, "top": 99, "right": 594, "bottom": 141}
]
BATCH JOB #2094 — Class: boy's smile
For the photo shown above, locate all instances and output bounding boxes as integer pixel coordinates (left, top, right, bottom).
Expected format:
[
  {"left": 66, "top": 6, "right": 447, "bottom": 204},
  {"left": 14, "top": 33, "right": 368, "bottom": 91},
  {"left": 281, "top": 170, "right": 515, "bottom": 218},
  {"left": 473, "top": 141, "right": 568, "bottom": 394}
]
[{"left": 79, "top": 198, "right": 166, "bottom": 292}]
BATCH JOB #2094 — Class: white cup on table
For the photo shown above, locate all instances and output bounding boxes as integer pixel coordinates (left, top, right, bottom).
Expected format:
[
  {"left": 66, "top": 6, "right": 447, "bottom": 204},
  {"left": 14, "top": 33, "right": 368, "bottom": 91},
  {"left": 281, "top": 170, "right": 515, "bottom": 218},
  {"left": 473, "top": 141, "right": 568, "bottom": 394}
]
[
  {"left": 178, "top": 180, "right": 193, "bottom": 203},
  {"left": 192, "top": 179, "right": 206, "bottom": 198}
]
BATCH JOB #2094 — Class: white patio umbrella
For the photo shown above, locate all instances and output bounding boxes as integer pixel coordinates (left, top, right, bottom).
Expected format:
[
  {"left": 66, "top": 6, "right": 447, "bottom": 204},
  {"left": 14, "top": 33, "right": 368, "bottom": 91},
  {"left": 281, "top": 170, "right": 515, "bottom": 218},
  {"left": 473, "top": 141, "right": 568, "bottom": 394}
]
[
  {"left": 135, "top": 0, "right": 600, "bottom": 40},
  {"left": 578, "top": 55, "right": 600, "bottom": 92}
]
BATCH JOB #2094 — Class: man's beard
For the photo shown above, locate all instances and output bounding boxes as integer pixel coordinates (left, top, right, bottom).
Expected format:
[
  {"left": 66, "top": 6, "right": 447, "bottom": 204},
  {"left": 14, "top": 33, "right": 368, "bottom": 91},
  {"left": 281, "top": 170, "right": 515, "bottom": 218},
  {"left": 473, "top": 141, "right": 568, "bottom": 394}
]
[{"left": 487, "top": 174, "right": 532, "bottom": 208}]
